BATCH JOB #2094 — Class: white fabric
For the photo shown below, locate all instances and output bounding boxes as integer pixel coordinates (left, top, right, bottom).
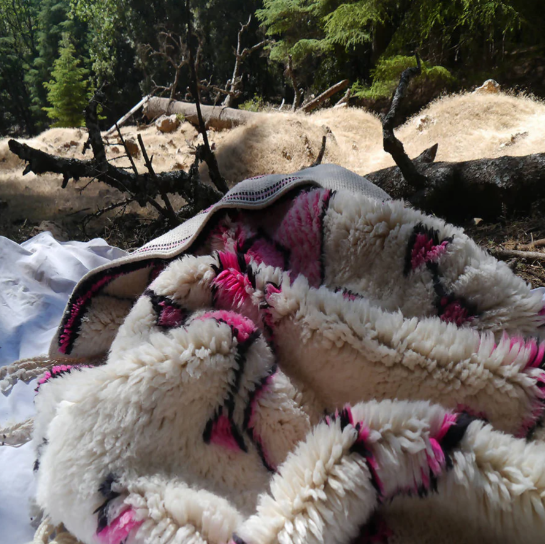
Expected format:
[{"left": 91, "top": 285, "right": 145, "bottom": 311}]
[{"left": 0, "top": 232, "right": 127, "bottom": 544}]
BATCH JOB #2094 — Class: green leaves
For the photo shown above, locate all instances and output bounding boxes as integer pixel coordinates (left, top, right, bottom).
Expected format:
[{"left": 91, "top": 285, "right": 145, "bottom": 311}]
[
  {"left": 43, "top": 33, "right": 91, "bottom": 127},
  {"left": 352, "top": 55, "right": 456, "bottom": 100}
]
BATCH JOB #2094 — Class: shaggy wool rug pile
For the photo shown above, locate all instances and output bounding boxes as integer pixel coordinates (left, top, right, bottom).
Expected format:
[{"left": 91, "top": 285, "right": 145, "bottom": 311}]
[{"left": 4, "top": 165, "right": 545, "bottom": 544}]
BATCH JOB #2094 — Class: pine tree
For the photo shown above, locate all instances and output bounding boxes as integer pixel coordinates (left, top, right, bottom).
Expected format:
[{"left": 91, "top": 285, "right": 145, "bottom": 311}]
[
  {"left": 25, "top": 0, "right": 89, "bottom": 131},
  {"left": 43, "top": 33, "right": 90, "bottom": 127}
]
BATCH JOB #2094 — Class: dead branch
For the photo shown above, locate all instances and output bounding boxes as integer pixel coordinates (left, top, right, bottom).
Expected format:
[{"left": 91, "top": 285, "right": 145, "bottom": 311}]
[
  {"left": 285, "top": 55, "right": 303, "bottom": 112},
  {"left": 334, "top": 89, "right": 351, "bottom": 107},
  {"left": 82, "top": 197, "right": 136, "bottom": 227},
  {"left": 142, "top": 30, "right": 190, "bottom": 100},
  {"left": 186, "top": 0, "right": 228, "bottom": 194},
  {"left": 519, "top": 239, "right": 545, "bottom": 250},
  {"left": 115, "top": 123, "right": 138, "bottom": 175},
  {"left": 8, "top": 91, "right": 223, "bottom": 222},
  {"left": 489, "top": 248, "right": 545, "bottom": 262},
  {"left": 221, "top": 16, "right": 272, "bottom": 108},
  {"left": 310, "top": 136, "right": 327, "bottom": 167},
  {"left": 381, "top": 54, "right": 428, "bottom": 190},
  {"left": 104, "top": 96, "right": 151, "bottom": 137},
  {"left": 361, "top": 54, "right": 545, "bottom": 221},
  {"left": 137, "top": 133, "right": 179, "bottom": 226},
  {"left": 300, "top": 80, "right": 349, "bottom": 113}
]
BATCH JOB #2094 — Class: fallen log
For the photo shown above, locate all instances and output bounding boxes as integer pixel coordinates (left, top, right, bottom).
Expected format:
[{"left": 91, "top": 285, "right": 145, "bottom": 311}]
[
  {"left": 365, "top": 151, "right": 545, "bottom": 220},
  {"left": 143, "top": 97, "right": 259, "bottom": 130},
  {"left": 363, "top": 55, "right": 545, "bottom": 222},
  {"left": 301, "top": 80, "right": 349, "bottom": 113}
]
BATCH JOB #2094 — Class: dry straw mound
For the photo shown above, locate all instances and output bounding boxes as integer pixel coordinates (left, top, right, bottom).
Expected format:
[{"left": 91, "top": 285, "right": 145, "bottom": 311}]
[{"left": 2, "top": 91, "right": 545, "bottom": 234}]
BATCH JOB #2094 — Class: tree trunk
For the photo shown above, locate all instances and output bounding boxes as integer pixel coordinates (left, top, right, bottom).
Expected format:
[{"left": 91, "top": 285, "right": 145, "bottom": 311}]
[
  {"left": 143, "top": 97, "right": 259, "bottom": 129},
  {"left": 365, "top": 151, "right": 545, "bottom": 221}
]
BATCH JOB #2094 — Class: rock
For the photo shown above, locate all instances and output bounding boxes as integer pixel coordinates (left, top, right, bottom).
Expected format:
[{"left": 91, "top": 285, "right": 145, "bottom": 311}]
[
  {"left": 156, "top": 114, "right": 181, "bottom": 133},
  {"left": 473, "top": 79, "right": 501, "bottom": 94},
  {"left": 124, "top": 138, "right": 140, "bottom": 158},
  {"left": 499, "top": 131, "right": 529, "bottom": 148},
  {"left": 167, "top": 139, "right": 177, "bottom": 148},
  {"left": 110, "top": 146, "right": 120, "bottom": 154},
  {"left": 194, "top": 132, "right": 216, "bottom": 150}
]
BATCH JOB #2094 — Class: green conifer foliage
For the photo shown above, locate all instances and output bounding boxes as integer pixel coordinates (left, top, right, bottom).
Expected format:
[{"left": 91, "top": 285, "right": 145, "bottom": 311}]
[{"left": 43, "top": 33, "right": 90, "bottom": 127}]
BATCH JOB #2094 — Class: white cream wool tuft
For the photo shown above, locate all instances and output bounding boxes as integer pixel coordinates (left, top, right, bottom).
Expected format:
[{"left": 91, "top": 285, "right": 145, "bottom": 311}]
[{"left": 15, "top": 165, "right": 545, "bottom": 544}]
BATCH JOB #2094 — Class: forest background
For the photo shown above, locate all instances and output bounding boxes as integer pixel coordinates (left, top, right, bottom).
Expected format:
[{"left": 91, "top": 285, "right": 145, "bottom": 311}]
[{"left": 2, "top": 0, "right": 545, "bottom": 136}]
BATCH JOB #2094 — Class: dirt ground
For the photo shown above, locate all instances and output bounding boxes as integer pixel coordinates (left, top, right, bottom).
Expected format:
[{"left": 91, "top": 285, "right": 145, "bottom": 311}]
[{"left": 2, "top": 90, "right": 545, "bottom": 286}]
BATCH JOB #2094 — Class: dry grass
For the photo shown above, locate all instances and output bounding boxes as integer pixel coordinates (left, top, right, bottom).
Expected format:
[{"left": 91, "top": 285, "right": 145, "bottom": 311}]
[{"left": 2, "top": 90, "right": 545, "bottom": 282}]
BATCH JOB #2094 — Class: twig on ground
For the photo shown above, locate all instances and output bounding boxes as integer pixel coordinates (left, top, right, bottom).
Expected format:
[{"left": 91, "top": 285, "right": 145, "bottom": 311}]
[
  {"left": 83, "top": 198, "right": 136, "bottom": 227},
  {"left": 519, "top": 239, "right": 545, "bottom": 251},
  {"left": 489, "top": 247, "right": 545, "bottom": 262}
]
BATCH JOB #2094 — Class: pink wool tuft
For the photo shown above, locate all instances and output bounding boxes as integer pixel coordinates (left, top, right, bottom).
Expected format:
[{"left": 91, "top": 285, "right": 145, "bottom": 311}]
[
  {"left": 218, "top": 251, "right": 244, "bottom": 272},
  {"left": 97, "top": 509, "right": 142, "bottom": 544},
  {"left": 435, "top": 413, "right": 457, "bottom": 442},
  {"left": 209, "top": 414, "right": 242, "bottom": 451},
  {"left": 196, "top": 310, "right": 257, "bottom": 343},
  {"left": 213, "top": 251, "right": 253, "bottom": 309},
  {"left": 427, "top": 439, "right": 446, "bottom": 475},
  {"left": 525, "top": 340, "right": 545, "bottom": 369},
  {"left": 411, "top": 233, "right": 449, "bottom": 270}
]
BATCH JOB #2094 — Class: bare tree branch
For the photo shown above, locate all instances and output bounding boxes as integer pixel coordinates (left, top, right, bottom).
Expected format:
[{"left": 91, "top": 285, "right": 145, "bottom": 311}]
[
  {"left": 115, "top": 123, "right": 138, "bottom": 175},
  {"left": 8, "top": 92, "right": 223, "bottom": 223},
  {"left": 310, "top": 136, "right": 327, "bottom": 167},
  {"left": 141, "top": 29, "right": 191, "bottom": 100},
  {"left": 285, "top": 55, "right": 302, "bottom": 111},
  {"left": 137, "top": 133, "right": 179, "bottom": 226},
  {"left": 381, "top": 53, "right": 428, "bottom": 190},
  {"left": 221, "top": 15, "right": 272, "bottom": 108},
  {"left": 185, "top": 0, "right": 228, "bottom": 194}
]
